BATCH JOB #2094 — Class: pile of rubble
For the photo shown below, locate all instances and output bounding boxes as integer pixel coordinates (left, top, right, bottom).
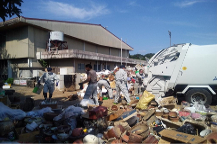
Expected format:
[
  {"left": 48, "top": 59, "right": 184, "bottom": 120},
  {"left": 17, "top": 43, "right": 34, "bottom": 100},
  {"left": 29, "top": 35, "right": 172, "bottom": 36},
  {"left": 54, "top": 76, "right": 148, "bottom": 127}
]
[
  {"left": 0, "top": 89, "right": 217, "bottom": 143},
  {"left": 0, "top": 64, "right": 217, "bottom": 143}
]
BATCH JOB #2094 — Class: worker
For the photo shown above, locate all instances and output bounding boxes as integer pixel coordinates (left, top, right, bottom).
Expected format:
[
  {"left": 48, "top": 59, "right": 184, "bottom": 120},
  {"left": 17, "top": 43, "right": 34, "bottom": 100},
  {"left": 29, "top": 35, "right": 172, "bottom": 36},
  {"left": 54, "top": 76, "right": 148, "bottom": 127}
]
[
  {"left": 114, "top": 65, "right": 131, "bottom": 105},
  {"left": 134, "top": 69, "right": 145, "bottom": 96},
  {"left": 79, "top": 64, "right": 99, "bottom": 105},
  {"left": 38, "top": 67, "right": 59, "bottom": 101},
  {"left": 98, "top": 74, "right": 113, "bottom": 101}
]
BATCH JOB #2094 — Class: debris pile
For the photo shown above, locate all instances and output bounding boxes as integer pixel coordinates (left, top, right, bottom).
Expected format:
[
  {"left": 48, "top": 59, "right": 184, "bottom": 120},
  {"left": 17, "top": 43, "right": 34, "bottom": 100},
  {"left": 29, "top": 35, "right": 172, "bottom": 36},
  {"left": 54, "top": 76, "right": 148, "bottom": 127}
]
[{"left": 0, "top": 64, "right": 217, "bottom": 143}]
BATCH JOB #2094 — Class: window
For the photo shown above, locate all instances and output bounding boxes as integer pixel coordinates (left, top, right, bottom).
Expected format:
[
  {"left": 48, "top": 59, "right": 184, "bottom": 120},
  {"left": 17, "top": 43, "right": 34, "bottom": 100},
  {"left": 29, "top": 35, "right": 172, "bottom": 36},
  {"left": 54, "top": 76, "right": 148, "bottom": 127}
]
[
  {"left": 98, "top": 65, "right": 101, "bottom": 71},
  {"left": 94, "top": 64, "right": 101, "bottom": 72},
  {"left": 104, "top": 65, "right": 110, "bottom": 70},
  {"left": 78, "top": 63, "right": 85, "bottom": 71},
  {"left": 94, "top": 65, "right": 97, "bottom": 71}
]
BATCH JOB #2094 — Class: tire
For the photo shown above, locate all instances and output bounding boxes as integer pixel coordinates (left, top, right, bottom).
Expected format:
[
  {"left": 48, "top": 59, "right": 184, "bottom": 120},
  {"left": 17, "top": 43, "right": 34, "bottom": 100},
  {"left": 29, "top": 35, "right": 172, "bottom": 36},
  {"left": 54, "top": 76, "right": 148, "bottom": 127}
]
[{"left": 185, "top": 89, "right": 212, "bottom": 105}]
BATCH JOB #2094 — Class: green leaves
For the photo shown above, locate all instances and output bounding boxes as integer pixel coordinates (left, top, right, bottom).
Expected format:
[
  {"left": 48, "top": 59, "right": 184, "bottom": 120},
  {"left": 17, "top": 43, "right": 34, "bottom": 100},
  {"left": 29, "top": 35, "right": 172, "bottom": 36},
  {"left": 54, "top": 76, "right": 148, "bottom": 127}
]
[
  {"left": 39, "top": 59, "right": 48, "bottom": 68},
  {"left": 0, "top": 0, "right": 23, "bottom": 21},
  {"left": 129, "top": 53, "right": 155, "bottom": 60}
]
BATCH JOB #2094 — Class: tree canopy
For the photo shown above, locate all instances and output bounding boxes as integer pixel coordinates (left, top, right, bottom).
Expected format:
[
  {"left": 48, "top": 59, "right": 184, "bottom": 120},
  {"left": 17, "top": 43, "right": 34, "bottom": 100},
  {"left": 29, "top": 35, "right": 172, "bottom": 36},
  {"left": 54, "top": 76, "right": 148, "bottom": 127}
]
[
  {"left": 129, "top": 53, "right": 155, "bottom": 61},
  {"left": 0, "top": 0, "right": 23, "bottom": 21}
]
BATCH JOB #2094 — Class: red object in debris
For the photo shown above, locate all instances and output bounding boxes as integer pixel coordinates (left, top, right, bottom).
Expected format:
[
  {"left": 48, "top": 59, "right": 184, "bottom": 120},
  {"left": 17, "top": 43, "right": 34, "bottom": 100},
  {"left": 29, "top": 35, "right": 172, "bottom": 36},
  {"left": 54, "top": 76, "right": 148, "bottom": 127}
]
[
  {"left": 131, "top": 79, "right": 135, "bottom": 83},
  {"left": 122, "top": 134, "right": 130, "bottom": 142},
  {"left": 71, "top": 128, "right": 83, "bottom": 137},
  {"left": 72, "top": 139, "right": 83, "bottom": 144},
  {"left": 110, "top": 139, "right": 122, "bottom": 144},
  {"left": 89, "top": 106, "right": 108, "bottom": 120},
  {"left": 179, "top": 111, "right": 191, "bottom": 117}
]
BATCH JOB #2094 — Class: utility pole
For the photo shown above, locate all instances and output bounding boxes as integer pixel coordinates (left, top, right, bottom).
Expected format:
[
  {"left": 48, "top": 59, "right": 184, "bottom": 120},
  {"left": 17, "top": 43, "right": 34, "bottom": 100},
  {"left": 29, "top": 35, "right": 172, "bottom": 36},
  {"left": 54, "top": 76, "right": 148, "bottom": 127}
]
[
  {"left": 168, "top": 30, "right": 171, "bottom": 47},
  {"left": 121, "top": 38, "right": 122, "bottom": 65}
]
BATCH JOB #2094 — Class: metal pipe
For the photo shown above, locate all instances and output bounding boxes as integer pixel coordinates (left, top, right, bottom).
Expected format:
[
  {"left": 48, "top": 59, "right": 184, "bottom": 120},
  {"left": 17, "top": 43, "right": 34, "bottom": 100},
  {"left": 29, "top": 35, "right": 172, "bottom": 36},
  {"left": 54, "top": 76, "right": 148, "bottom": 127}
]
[
  {"left": 121, "top": 38, "right": 122, "bottom": 65},
  {"left": 48, "top": 38, "right": 51, "bottom": 51}
]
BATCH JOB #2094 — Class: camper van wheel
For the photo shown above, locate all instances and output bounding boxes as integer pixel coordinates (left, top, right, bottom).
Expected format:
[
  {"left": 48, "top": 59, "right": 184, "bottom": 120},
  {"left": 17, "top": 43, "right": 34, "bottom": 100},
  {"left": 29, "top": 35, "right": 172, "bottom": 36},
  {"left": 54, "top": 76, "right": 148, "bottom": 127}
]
[{"left": 185, "top": 89, "right": 212, "bottom": 105}]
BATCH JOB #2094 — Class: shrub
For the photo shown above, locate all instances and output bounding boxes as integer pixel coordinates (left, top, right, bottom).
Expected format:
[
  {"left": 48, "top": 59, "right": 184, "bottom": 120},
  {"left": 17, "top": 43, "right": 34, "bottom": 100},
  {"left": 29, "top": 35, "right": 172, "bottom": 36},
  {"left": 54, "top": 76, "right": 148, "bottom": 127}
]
[{"left": 6, "top": 78, "right": 14, "bottom": 84}]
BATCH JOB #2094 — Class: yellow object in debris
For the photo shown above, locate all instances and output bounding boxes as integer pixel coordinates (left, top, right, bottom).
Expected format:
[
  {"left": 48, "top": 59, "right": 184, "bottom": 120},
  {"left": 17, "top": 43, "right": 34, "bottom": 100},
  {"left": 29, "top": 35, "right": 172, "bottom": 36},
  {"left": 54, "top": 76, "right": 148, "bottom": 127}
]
[
  {"left": 83, "top": 128, "right": 87, "bottom": 133},
  {"left": 136, "top": 90, "right": 155, "bottom": 110},
  {"left": 182, "top": 66, "right": 187, "bottom": 70}
]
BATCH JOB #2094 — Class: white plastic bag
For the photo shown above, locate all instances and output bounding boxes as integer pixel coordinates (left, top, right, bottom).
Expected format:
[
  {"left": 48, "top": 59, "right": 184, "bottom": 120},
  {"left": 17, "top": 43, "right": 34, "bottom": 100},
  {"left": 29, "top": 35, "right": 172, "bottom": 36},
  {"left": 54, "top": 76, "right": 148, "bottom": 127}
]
[
  {"left": 53, "top": 105, "right": 84, "bottom": 121},
  {"left": 0, "top": 102, "right": 26, "bottom": 121},
  {"left": 80, "top": 99, "right": 95, "bottom": 107},
  {"left": 193, "top": 102, "right": 207, "bottom": 111}
]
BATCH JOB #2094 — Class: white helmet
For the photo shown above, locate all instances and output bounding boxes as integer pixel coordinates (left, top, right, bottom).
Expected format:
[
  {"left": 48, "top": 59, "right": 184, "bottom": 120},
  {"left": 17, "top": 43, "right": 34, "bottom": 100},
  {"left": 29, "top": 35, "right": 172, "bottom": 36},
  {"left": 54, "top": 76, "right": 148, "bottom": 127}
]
[{"left": 83, "top": 134, "right": 99, "bottom": 144}]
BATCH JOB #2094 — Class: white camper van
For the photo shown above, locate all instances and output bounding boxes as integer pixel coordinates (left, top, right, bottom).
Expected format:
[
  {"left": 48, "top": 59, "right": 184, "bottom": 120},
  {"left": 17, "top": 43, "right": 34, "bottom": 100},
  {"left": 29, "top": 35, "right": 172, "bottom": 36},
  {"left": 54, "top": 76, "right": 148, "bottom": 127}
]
[{"left": 144, "top": 43, "right": 217, "bottom": 105}]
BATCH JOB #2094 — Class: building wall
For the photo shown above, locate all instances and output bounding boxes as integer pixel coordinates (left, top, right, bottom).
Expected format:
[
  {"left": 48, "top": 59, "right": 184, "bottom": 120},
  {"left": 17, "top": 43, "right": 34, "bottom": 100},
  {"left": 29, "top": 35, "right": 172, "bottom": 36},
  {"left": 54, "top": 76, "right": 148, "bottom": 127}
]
[
  {"left": 0, "top": 26, "right": 29, "bottom": 59},
  {"left": 30, "top": 26, "right": 48, "bottom": 53},
  {"left": 111, "top": 48, "right": 120, "bottom": 57},
  {"left": 97, "top": 45, "right": 110, "bottom": 55},
  {"left": 85, "top": 42, "right": 96, "bottom": 52},
  {"left": 1, "top": 25, "right": 132, "bottom": 78},
  {"left": 25, "top": 18, "right": 133, "bottom": 51},
  {"left": 65, "top": 36, "right": 83, "bottom": 50}
]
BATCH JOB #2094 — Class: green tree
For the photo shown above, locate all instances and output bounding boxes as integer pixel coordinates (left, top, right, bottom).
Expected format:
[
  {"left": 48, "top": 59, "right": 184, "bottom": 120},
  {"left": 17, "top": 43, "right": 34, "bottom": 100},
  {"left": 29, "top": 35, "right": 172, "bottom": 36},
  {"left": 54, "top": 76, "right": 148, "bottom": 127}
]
[
  {"left": 39, "top": 59, "right": 48, "bottom": 68},
  {"left": 129, "top": 53, "right": 155, "bottom": 60},
  {"left": 0, "top": 0, "right": 23, "bottom": 21}
]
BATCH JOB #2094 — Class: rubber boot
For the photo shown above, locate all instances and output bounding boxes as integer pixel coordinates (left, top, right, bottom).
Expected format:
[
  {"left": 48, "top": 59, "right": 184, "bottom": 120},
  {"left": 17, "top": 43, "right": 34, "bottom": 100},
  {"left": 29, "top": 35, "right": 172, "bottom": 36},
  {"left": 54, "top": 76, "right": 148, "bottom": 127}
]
[
  {"left": 43, "top": 93, "right": 47, "bottom": 101},
  {"left": 48, "top": 94, "right": 52, "bottom": 102}
]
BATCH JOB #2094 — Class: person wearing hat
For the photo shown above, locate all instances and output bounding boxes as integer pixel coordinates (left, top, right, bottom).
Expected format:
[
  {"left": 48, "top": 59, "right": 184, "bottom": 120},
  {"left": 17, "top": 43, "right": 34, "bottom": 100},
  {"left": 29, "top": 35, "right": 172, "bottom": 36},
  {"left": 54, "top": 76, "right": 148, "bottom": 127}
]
[
  {"left": 38, "top": 67, "right": 59, "bottom": 101},
  {"left": 134, "top": 69, "right": 145, "bottom": 96},
  {"left": 98, "top": 74, "right": 113, "bottom": 101},
  {"left": 114, "top": 64, "right": 131, "bottom": 105}
]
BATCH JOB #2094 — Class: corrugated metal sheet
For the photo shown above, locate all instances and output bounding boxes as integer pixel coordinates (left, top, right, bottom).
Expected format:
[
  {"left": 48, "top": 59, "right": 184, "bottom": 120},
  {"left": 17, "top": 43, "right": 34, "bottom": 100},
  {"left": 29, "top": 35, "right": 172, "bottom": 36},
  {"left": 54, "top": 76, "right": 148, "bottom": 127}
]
[{"left": 0, "top": 17, "right": 133, "bottom": 51}]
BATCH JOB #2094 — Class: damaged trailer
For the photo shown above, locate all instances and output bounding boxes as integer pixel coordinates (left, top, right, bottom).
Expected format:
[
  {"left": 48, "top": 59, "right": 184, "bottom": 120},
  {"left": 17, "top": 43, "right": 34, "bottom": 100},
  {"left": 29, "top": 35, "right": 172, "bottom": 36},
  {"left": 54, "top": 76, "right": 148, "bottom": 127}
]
[{"left": 143, "top": 43, "right": 217, "bottom": 105}]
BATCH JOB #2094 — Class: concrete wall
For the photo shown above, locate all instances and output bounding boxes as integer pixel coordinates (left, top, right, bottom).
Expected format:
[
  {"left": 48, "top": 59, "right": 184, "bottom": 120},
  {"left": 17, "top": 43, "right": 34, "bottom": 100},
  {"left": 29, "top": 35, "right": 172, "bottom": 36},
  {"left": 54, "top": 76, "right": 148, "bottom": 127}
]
[
  {"left": 0, "top": 25, "right": 131, "bottom": 78},
  {"left": 30, "top": 26, "right": 48, "bottom": 53},
  {"left": 97, "top": 45, "right": 110, "bottom": 55},
  {"left": 65, "top": 36, "right": 83, "bottom": 50},
  {"left": 85, "top": 42, "right": 96, "bottom": 52},
  {"left": 29, "top": 26, "right": 125, "bottom": 58},
  {"left": 1, "top": 26, "right": 29, "bottom": 59},
  {"left": 111, "top": 48, "right": 120, "bottom": 57},
  {"left": 49, "top": 58, "right": 74, "bottom": 67}
]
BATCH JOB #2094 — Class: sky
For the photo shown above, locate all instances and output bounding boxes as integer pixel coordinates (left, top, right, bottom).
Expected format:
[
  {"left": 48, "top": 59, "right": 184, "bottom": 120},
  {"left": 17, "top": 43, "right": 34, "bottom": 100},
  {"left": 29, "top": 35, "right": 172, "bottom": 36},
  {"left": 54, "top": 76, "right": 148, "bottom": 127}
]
[{"left": 3, "top": 0, "right": 217, "bottom": 54}]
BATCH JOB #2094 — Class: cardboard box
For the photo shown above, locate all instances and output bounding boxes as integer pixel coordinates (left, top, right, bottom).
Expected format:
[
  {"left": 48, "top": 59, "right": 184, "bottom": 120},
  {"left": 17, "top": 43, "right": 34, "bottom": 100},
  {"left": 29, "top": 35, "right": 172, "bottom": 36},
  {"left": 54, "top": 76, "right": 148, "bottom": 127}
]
[
  {"left": 159, "top": 129, "right": 205, "bottom": 144},
  {"left": 158, "top": 138, "right": 172, "bottom": 144}
]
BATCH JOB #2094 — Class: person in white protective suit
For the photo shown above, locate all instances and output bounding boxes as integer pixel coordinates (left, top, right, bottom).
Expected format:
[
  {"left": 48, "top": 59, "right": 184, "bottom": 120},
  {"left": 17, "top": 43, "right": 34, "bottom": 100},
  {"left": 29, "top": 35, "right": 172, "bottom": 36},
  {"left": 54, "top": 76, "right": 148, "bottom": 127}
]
[
  {"left": 134, "top": 69, "right": 145, "bottom": 96},
  {"left": 98, "top": 75, "right": 113, "bottom": 101},
  {"left": 38, "top": 67, "right": 59, "bottom": 101},
  {"left": 79, "top": 64, "right": 99, "bottom": 106},
  {"left": 114, "top": 65, "right": 131, "bottom": 105}
]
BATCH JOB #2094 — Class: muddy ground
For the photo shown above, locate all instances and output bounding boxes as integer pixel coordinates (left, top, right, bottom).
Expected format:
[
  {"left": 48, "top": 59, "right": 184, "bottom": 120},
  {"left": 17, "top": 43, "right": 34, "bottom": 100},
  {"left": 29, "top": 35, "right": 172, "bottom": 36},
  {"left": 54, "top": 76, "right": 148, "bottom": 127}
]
[
  {"left": 9, "top": 85, "right": 217, "bottom": 111},
  {"left": 10, "top": 85, "right": 115, "bottom": 109}
]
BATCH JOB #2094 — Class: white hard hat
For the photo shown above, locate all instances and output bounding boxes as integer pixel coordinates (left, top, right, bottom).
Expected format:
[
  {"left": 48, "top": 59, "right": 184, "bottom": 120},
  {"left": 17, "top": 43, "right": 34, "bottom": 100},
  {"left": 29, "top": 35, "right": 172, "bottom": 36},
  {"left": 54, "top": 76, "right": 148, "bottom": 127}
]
[{"left": 83, "top": 134, "right": 99, "bottom": 144}]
